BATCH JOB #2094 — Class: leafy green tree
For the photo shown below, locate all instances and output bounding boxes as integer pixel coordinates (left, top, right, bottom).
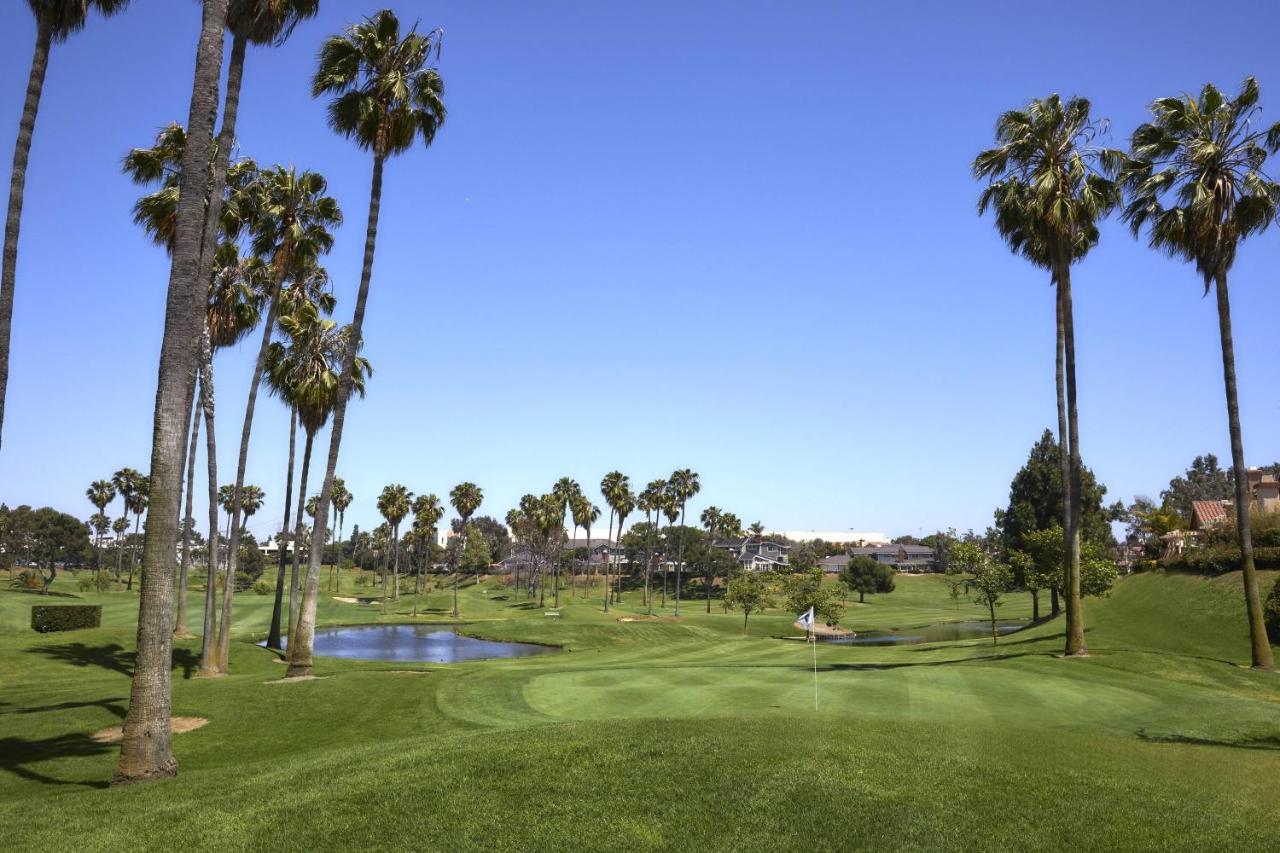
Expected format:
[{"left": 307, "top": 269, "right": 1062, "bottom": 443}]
[
  {"left": 785, "top": 567, "right": 845, "bottom": 628},
  {"left": 291, "top": 10, "right": 447, "bottom": 678},
  {"left": 840, "top": 556, "right": 895, "bottom": 604},
  {"left": 1024, "top": 525, "right": 1117, "bottom": 611},
  {"left": 1160, "top": 454, "right": 1234, "bottom": 520},
  {"left": 1122, "top": 77, "right": 1280, "bottom": 670},
  {"left": 724, "top": 570, "right": 777, "bottom": 633},
  {"left": 23, "top": 507, "right": 91, "bottom": 593},
  {"left": 975, "top": 95, "right": 1121, "bottom": 658}
]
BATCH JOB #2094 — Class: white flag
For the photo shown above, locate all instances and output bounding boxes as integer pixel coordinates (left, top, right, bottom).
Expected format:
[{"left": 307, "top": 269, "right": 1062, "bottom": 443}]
[{"left": 796, "top": 606, "right": 814, "bottom": 631}]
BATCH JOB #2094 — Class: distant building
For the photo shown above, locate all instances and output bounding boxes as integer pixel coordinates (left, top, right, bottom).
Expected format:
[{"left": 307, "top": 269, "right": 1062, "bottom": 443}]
[
  {"left": 821, "top": 544, "right": 937, "bottom": 574},
  {"left": 1190, "top": 500, "right": 1230, "bottom": 532},
  {"left": 1247, "top": 468, "right": 1280, "bottom": 513}
]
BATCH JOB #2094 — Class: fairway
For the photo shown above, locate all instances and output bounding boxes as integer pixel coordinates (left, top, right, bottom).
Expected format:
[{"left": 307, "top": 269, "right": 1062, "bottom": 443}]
[{"left": 2, "top": 570, "right": 1278, "bottom": 852}]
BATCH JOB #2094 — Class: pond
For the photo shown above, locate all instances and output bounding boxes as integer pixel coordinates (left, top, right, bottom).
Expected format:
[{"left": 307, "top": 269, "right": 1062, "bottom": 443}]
[
  {"left": 272, "top": 625, "right": 558, "bottom": 663},
  {"left": 819, "top": 620, "right": 1028, "bottom": 646}
]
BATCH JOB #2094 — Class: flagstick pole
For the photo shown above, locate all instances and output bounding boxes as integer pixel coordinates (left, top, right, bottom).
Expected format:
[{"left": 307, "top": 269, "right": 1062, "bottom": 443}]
[{"left": 811, "top": 631, "right": 818, "bottom": 711}]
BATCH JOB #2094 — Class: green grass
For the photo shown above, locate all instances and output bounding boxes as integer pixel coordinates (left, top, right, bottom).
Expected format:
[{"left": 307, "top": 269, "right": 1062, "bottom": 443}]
[{"left": 1, "top": 569, "right": 1277, "bottom": 851}]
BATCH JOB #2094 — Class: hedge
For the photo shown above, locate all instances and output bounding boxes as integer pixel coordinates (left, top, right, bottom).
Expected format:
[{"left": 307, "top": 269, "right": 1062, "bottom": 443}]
[
  {"left": 1161, "top": 546, "right": 1280, "bottom": 576},
  {"left": 31, "top": 605, "right": 102, "bottom": 633}
]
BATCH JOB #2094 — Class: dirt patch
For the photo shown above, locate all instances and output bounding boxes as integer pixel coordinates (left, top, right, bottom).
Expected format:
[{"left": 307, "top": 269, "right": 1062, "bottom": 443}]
[
  {"left": 386, "top": 670, "right": 430, "bottom": 675},
  {"left": 332, "top": 596, "right": 362, "bottom": 604},
  {"left": 618, "top": 615, "right": 678, "bottom": 624},
  {"left": 91, "top": 716, "right": 208, "bottom": 744}
]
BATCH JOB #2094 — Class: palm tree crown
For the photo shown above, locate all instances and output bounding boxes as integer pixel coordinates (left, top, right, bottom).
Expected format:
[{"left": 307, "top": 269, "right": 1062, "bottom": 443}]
[
  {"left": 1121, "top": 78, "right": 1280, "bottom": 288},
  {"left": 28, "top": 0, "right": 130, "bottom": 42},
  {"left": 449, "top": 482, "right": 483, "bottom": 525},
  {"left": 86, "top": 479, "right": 116, "bottom": 513},
  {"left": 377, "top": 484, "right": 413, "bottom": 528},
  {"left": 312, "top": 9, "right": 446, "bottom": 159}
]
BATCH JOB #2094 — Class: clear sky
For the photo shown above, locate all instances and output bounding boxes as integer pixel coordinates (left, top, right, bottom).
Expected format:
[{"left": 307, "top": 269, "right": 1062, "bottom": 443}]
[{"left": 1, "top": 0, "right": 1278, "bottom": 544}]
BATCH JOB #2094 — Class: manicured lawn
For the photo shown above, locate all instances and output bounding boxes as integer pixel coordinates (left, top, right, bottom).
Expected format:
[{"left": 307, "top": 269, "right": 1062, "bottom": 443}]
[{"left": 0, "top": 569, "right": 1277, "bottom": 851}]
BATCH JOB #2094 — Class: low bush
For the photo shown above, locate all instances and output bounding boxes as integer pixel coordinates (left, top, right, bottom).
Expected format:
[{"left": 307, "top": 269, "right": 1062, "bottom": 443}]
[
  {"left": 31, "top": 604, "right": 102, "bottom": 633},
  {"left": 252, "top": 579, "right": 271, "bottom": 595},
  {"left": 1265, "top": 577, "right": 1280, "bottom": 644},
  {"left": 10, "top": 569, "right": 43, "bottom": 590},
  {"left": 1162, "top": 546, "right": 1280, "bottom": 575},
  {"left": 76, "top": 573, "right": 116, "bottom": 593}
]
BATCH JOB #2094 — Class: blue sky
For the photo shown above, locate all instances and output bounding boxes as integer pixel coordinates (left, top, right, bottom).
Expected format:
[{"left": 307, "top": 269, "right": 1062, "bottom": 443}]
[{"left": 1, "top": 0, "right": 1278, "bottom": 543}]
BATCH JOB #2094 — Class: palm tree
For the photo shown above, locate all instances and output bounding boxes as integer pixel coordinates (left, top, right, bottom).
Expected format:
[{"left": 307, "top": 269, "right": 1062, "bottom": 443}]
[
  {"left": 330, "top": 477, "right": 352, "bottom": 590},
  {"left": 599, "top": 472, "right": 627, "bottom": 610},
  {"left": 221, "top": 166, "right": 341, "bottom": 673},
  {"left": 410, "top": 493, "right": 444, "bottom": 616},
  {"left": 124, "top": 480, "right": 148, "bottom": 591},
  {"left": 111, "top": 468, "right": 141, "bottom": 581},
  {"left": 116, "top": 0, "right": 232, "bottom": 783},
  {"left": 85, "top": 480, "right": 116, "bottom": 580},
  {"left": 639, "top": 479, "right": 665, "bottom": 615},
  {"left": 700, "top": 506, "right": 723, "bottom": 613},
  {"left": 569, "top": 494, "right": 591, "bottom": 597},
  {"left": 376, "top": 484, "right": 412, "bottom": 607},
  {"left": 1122, "top": 78, "right": 1280, "bottom": 670},
  {"left": 266, "top": 301, "right": 369, "bottom": 652},
  {"left": 550, "top": 478, "right": 580, "bottom": 608},
  {"left": 448, "top": 482, "right": 483, "bottom": 619},
  {"left": 111, "top": 516, "right": 130, "bottom": 578},
  {"left": 612, "top": 486, "right": 635, "bottom": 606},
  {"left": 1, "top": 0, "right": 131, "bottom": 458},
  {"left": 290, "top": 9, "right": 446, "bottom": 678},
  {"left": 973, "top": 94, "right": 1120, "bottom": 658},
  {"left": 666, "top": 469, "right": 700, "bottom": 617}
]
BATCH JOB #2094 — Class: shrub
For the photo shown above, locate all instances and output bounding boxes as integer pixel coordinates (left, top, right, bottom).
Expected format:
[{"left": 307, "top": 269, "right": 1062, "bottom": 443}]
[
  {"left": 77, "top": 573, "right": 116, "bottom": 593},
  {"left": 354, "top": 572, "right": 369, "bottom": 587},
  {"left": 1162, "top": 546, "right": 1280, "bottom": 575},
  {"left": 31, "top": 604, "right": 102, "bottom": 633},
  {"left": 1264, "top": 578, "right": 1280, "bottom": 644},
  {"left": 10, "top": 569, "right": 42, "bottom": 590},
  {"left": 252, "top": 579, "right": 272, "bottom": 595}
]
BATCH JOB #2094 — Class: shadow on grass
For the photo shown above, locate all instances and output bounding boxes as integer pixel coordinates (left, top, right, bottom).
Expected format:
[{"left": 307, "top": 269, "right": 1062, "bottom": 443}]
[
  {"left": 0, "top": 733, "right": 114, "bottom": 788},
  {"left": 1136, "top": 727, "right": 1280, "bottom": 751},
  {"left": 0, "top": 697, "right": 126, "bottom": 719},
  {"left": 25, "top": 643, "right": 201, "bottom": 680}
]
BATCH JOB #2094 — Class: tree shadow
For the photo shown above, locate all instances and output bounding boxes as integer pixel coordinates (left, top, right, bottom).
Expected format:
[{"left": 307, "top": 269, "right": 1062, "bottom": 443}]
[
  {"left": 0, "top": 697, "right": 126, "bottom": 720},
  {"left": 25, "top": 643, "right": 201, "bottom": 680},
  {"left": 1136, "top": 728, "right": 1280, "bottom": 751},
  {"left": 0, "top": 732, "right": 115, "bottom": 789}
]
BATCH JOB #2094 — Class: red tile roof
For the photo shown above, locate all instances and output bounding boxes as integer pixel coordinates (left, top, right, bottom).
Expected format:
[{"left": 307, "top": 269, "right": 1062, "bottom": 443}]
[{"left": 1190, "top": 500, "right": 1229, "bottom": 528}]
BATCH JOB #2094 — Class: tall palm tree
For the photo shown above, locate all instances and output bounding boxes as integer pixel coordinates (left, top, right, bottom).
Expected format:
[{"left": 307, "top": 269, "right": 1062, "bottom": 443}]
[
  {"left": 447, "top": 482, "right": 482, "bottom": 619},
  {"left": 973, "top": 94, "right": 1120, "bottom": 658},
  {"left": 265, "top": 301, "right": 369, "bottom": 654},
  {"left": 219, "top": 166, "right": 341, "bottom": 674},
  {"left": 569, "top": 493, "right": 591, "bottom": 597},
  {"left": 700, "top": 505, "right": 722, "bottom": 613},
  {"left": 410, "top": 493, "right": 443, "bottom": 616},
  {"left": 85, "top": 479, "right": 116, "bottom": 580},
  {"left": 1, "top": 0, "right": 131, "bottom": 458},
  {"left": 376, "top": 484, "right": 412, "bottom": 607},
  {"left": 116, "top": 0, "right": 231, "bottom": 783},
  {"left": 599, "top": 472, "right": 627, "bottom": 611},
  {"left": 111, "top": 468, "right": 141, "bottom": 581},
  {"left": 612, "top": 486, "right": 635, "bottom": 606},
  {"left": 659, "top": 490, "right": 679, "bottom": 609},
  {"left": 667, "top": 469, "right": 700, "bottom": 617},
  {"left": 329, "top": 478, "right": 352, "bottom": 592},
  {"left": 1122, "top": 78, "right": 1280, "bottom": 670},
  {"left": 124, "top": 480, "right": 148, "bottom": 591},
  {"left": 111, "top": 516, "right": 130, "bottom": 580},
  {"left": 550, "top": 478, "right": 580, "bottom": 608},
  {"left": 290, "top": 9, "right": 446, "bottom": 678},
  {"left": 579, "top": 499, "right": 601, "bottom": 599},
  {"left": 639, "top": 479, "right": 665, "bottom": 615}
]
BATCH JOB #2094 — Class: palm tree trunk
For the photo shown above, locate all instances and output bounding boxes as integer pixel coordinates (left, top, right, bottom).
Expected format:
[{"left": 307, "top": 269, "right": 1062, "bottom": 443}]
[
  {"left": 115, "top": 0, "right": 229, "bottom": 786},
  {"left": 287, "top": 427, "right": 314, "bottom": 648},
  {"left": 674, "top": 506, "right": 687, "bottom": 617},
  {"left": 0, "top": 20, "right": 52, "bottom": 457},
  {"left": 288, "top": 153, "right": 385, "bottom": 678},
  {"left": 603, "top": 511, "right": 612, "bottom": 613},
  {"left": 1213, "top": 272, "right": 1273, "bottom": 670},
  {"left": 392, "top": 524, "right": 401, "bottom": 601},
  {"left": 266, "top": 407, "right": 296, "bottom": 650},
  {"left": 645, "top": 511, "right": 654, "bottom": 616},
  {"left": 126, "top": 515, "right": 141, "bottom": 590},
  {"left": 196, "top": 332, "right": 222, "bottom": 676},
  {"left": 1060, "top": 266, "right": 1086, "bottom": 656},
  {"left": 174, "top": 389, "right": 201, "bottom": 638}
]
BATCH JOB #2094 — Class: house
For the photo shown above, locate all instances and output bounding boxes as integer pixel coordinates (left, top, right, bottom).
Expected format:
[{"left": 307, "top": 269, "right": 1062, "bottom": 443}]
[
  {"left": 1247, "top": 468, "right": 1280, "bottom": 513},
  {"left": 823, "top": 544, "right": 937, "bottom": 574},
  {"left": 737, "top": 539, "right": 790, "bottom": 572},
  {"left": 1190, "top": 500, "right": 1230, "bottom": 532}
]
